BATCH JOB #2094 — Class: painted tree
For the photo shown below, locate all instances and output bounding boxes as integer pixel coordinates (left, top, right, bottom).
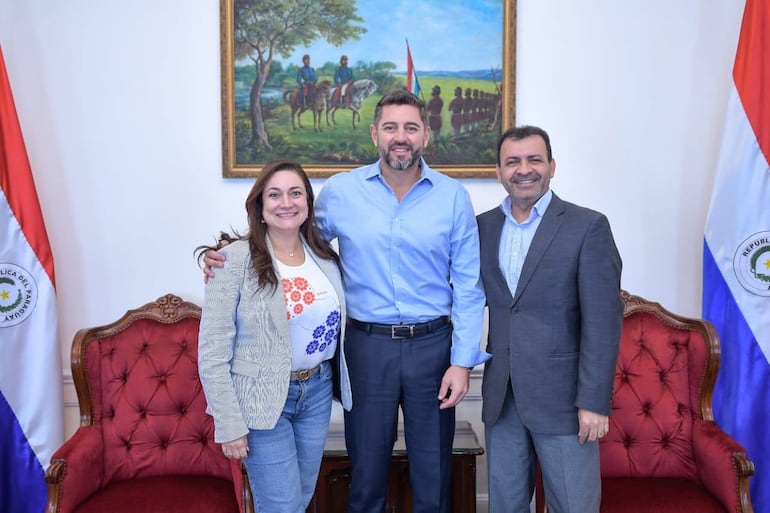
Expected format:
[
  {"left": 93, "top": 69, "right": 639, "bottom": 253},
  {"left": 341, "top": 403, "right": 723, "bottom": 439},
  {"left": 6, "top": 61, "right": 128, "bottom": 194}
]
[{"left": 233, "top": 0, "right": 365, "bottom": 149}]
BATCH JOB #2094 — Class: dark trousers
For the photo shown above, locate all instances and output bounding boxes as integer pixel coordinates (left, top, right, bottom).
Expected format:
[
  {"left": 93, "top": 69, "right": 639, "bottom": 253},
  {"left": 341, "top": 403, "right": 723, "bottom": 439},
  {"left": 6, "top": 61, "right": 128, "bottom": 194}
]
[{"left": 344, "top": 323, "right": 455, "bottom": 513}]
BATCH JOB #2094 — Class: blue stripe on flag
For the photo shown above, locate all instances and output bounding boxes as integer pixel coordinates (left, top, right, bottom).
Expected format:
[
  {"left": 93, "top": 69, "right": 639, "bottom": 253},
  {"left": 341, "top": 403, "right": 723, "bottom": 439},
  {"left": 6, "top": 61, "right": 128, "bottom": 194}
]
[
  {"left": 705, "top": 240, "right": 770, "bottom": 511},
  {"left": 411, "top": 71, "right": 421, "bottom": 97},
  {"left": 0, "top": 392, "right": 47, "bottom": 513}
]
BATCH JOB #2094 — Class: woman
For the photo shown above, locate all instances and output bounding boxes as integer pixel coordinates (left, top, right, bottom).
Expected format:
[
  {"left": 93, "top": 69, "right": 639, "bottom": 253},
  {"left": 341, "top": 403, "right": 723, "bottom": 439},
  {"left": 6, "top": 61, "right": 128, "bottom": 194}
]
[{"left": 197, "top": 160, "right": 352, "bottom": 513}]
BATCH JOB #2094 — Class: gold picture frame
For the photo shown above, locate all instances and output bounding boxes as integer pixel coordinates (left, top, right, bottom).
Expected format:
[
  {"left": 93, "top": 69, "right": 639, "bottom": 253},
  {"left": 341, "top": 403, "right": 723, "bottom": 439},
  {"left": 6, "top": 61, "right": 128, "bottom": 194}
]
[{"left": 220, "top": 0, "right": 516, "bottom": 178}]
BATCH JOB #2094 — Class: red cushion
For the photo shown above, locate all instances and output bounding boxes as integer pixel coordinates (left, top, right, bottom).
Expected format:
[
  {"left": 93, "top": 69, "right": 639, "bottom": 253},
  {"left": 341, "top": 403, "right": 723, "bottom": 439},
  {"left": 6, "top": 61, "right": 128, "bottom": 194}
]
[
  {"left": 84, "top": 317, "right": 232, "bottom": 484},
  {"left": 600, "top": 312, "right": 702, "bottom": 479},
  {"left": 74, "top": 475, "right": 239, "bottom": 513},
  {"left": 601, "top": 478, "right": 726, "bottom": 513}
]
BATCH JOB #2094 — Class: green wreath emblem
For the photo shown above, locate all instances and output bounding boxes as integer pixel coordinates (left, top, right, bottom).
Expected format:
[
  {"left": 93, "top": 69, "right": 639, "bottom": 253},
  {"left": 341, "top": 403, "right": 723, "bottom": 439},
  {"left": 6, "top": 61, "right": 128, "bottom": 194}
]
[
  {"left": 0, "top": 276, "right": 23, "bottom": 313},
  {"left": 750, "top": 246, "right": 770, "bottom": 283}
]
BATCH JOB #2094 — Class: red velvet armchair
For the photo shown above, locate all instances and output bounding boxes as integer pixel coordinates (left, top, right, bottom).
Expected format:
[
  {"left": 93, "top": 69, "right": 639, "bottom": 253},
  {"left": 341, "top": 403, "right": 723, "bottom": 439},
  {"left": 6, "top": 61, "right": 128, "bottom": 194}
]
[
  {"left": 536, "top": 291, "right": 755, "bottom": 513},
  {"left": 45, "top": 293, "right": 253, "bottom": 513}
]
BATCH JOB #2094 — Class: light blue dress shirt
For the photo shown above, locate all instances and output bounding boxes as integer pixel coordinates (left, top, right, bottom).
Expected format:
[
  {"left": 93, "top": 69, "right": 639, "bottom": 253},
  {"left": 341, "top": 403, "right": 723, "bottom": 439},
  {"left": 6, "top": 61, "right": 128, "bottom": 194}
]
[
  {"left": 498, "top": 189, "right": 553, "bottom": 294},
  {"left": 315, "top": 159, "right": 490, "bottom": 368}
]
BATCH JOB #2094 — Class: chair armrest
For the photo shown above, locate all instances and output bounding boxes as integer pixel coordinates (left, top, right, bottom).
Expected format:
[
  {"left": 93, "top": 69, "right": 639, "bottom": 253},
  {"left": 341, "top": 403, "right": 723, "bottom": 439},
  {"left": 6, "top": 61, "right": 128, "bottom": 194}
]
[
  {"left": 232, "top": 460, "right": 254, "bottom": 513},
  {"left": 45, "top": 426, "right": 105, "bottom": 513},
  {"left": 693, "top": 420, "right": 755, "bottom": 513}
]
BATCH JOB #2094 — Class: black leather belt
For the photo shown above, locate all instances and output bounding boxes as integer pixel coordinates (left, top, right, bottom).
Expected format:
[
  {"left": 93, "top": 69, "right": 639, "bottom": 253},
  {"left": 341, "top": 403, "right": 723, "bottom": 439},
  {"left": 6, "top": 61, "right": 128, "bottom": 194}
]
[{"left": 348, "top": 316, "right": 451, "bottom": 339}]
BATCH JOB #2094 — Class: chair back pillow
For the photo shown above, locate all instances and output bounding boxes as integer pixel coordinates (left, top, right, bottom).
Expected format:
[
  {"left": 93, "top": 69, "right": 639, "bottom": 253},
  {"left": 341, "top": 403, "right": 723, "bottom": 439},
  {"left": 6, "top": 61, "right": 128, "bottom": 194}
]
[
  {"left": 600, "top": 310, "right": 704, "bottom": 479},
  {"left": 83, "top": 316, "right": 232, "bottom": 485}
]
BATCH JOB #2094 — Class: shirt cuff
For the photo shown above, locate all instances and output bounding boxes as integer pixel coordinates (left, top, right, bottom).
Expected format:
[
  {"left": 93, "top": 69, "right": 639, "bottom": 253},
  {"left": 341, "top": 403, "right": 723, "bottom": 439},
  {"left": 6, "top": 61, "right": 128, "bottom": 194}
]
[{"left": 450, "top": 348, "right": 492, "bottom": 369}]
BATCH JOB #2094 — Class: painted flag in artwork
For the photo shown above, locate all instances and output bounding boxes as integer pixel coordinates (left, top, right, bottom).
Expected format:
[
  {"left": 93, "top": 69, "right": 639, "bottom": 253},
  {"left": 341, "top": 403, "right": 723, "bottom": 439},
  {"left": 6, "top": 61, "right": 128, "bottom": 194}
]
[
  {"left": 406, "top": 39, "right": 421, "bottom": 98},
  {"left": 703, "top": 0, "right": 770, "bottom": 511},
  {"left": 0, "top": 45, "right": 64, "bottom": 513}
]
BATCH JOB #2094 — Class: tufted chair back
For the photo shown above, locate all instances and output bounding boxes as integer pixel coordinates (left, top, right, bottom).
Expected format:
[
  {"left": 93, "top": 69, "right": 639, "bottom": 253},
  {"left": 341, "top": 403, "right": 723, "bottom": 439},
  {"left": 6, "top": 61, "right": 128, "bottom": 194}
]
[
  {"left": 46, "top": 294, "right": 253, "bottom": 513},
  {"left": 536, "top": 291, "right": 754, "bottom": 513}
]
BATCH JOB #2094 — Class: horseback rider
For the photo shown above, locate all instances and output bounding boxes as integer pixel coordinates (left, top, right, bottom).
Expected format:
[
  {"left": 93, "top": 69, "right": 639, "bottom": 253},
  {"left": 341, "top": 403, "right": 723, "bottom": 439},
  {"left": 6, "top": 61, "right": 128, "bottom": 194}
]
[
  {"left": 333, "top": 55, "right": 354, "bottom": 107},
  {"left": 296, "top": 54, "right": 316, "bottom": 108}
]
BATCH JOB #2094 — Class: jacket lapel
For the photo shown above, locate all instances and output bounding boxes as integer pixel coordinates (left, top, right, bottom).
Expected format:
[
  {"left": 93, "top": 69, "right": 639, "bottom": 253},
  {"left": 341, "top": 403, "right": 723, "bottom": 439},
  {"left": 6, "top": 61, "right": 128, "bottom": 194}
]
[
  {"left": 264, "top": 237, "right": 291, "bottom": 343},
  {"left": 512, "top": 194, "right": 565, "bottom": 305},
  {"left": 309, "top": 251, "right": 345, "bottom": 322},
  {"left": 488, "top": 209, "right": 514, "bottom": 303}
]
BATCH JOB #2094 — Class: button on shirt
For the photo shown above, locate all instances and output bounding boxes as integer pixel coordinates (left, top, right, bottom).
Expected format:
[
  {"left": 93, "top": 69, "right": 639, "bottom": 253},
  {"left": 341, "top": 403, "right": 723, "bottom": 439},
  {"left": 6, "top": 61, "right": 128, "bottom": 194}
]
[
  {"left": 315, "top": 159, "right": 490, "bottom": 368},
  {"left": 498, "top": 189, "right": 553, "bottom": 294}
]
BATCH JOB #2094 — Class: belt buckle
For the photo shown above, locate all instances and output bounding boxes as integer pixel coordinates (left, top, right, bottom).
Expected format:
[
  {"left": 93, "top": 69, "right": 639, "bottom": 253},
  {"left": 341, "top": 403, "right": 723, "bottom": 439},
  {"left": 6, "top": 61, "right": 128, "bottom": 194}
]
[
  {"left": 391, "top": 325, "right": 414, "bottom": 339},
  {"left": 294, "top": 368, "right": 313, "bottom": 381}
]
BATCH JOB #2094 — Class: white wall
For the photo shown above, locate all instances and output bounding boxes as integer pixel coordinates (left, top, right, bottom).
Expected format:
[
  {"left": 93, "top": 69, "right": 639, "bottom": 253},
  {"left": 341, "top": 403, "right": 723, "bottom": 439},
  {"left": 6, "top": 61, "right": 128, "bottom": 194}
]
[{"left": 0, "top": 0, "right": 745, "bottom": 509}]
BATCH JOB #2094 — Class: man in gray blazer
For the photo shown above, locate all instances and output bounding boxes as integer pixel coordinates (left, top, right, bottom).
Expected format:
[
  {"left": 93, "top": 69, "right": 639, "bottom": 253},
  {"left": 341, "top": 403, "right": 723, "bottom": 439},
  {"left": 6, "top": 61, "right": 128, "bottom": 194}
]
[{"left": 477, "top": 125, "right": 623, "bottom": 513}]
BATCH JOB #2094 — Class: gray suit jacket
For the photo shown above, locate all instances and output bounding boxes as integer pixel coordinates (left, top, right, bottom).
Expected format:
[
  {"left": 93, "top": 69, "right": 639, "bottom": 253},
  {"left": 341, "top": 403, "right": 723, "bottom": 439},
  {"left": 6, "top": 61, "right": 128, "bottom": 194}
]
[
  {"left": 199, "top": 239, "right": 350, "bottom": 443},
  {"left": 478, "top": 193, "right": 623, "bottom": 434}
]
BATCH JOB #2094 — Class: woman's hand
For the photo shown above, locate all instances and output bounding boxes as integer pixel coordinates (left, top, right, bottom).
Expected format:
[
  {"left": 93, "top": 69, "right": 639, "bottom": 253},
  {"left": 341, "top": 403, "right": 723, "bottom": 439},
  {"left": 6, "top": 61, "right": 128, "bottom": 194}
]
[{"left": 221, "top": 435, "right": 248, "bottom": 459}]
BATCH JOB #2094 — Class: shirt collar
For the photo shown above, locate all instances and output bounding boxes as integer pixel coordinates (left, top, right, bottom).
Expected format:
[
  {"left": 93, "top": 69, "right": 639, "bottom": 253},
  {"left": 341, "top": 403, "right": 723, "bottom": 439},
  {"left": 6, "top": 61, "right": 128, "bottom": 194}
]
[
  {"left": 367, "top": 158, "right": 431, "bottom": 184},
  {"left": 499, "top": 189, "right": 553, "bottom": 224}
]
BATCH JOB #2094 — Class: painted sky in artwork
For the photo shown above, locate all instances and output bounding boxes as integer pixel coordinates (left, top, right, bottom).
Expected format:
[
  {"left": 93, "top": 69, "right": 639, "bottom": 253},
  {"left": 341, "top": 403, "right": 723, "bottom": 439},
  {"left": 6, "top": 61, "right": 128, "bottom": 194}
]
[{"left": 284, "top": 0, "right": 504, "bottom": 73}]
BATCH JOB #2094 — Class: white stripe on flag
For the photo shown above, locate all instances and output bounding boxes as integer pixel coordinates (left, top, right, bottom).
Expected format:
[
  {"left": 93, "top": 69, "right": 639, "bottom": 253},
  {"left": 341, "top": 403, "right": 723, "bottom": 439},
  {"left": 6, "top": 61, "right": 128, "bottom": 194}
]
[
  {"left": 406, "top": 42, "right": 421, "bottom": 97},
  {"left": 705, "top": 84, "right": 770, "bottom": 346}
]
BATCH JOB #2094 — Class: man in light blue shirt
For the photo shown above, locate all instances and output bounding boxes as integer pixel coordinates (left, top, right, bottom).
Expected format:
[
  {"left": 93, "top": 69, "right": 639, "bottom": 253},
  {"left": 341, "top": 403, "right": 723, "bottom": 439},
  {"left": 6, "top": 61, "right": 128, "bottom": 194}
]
[
  {"left": 315, "top": 141, "right": 487, "bottom": 375},
  {"left": 315, "top": 90, "right": 489, "bottom": 513}
]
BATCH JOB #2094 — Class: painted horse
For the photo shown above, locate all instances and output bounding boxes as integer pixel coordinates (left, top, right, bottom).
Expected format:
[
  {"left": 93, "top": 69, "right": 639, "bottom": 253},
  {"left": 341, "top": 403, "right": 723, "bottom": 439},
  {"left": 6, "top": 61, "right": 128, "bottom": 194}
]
[
  {"left": 326, "top": 78, "right": 378, "bottom": 129},
  {"left": 283, "top": 80, "right": 331, "bottom": 131}
]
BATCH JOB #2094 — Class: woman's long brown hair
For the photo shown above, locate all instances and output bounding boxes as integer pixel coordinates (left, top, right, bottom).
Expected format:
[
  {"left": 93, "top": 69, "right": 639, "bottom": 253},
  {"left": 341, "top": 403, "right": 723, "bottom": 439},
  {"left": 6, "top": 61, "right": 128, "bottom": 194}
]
[{"left": 195, "top": 160, "right": 339, "bottom": 290}]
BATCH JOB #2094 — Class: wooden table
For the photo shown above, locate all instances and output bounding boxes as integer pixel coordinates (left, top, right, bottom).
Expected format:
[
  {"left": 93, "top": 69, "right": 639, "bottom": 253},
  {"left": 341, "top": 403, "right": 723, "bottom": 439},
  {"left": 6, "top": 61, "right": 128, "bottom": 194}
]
[{"left": 307, "top": 420, "right": 484, "bottom": 512}]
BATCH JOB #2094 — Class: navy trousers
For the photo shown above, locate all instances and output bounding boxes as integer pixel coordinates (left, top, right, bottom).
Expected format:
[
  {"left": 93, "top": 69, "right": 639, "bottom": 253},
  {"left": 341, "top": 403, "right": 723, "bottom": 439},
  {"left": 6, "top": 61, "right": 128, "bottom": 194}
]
[{"left": 343, "top": 322, "right": 454, "bottom": 513}]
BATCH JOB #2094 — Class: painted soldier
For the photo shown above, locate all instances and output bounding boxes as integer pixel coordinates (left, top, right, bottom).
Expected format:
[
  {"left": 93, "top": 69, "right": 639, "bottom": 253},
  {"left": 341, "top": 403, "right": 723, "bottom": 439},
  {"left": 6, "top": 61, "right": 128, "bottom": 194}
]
[
  {"left": 333, "top": 55, "right": 354, "bottom": 107},
  {"left": 448, "top": 86, "right": 463, "bottom": 137},
  {"left": 296, "top": 54, "right": 317, "bottom": 107},
  {"left": 427, "top": 85, "right": 444, "bottom": 144}
]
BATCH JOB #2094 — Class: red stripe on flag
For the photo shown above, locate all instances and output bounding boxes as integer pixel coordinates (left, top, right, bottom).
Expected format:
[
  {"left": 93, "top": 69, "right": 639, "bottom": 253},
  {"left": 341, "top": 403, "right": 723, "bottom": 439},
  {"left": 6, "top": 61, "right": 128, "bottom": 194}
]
[
  {"left": 733, "top": 0, "right": 770, "bottom": 164},
  {"left": 0, "top": 46, "right": 56, "bottom": 287}
]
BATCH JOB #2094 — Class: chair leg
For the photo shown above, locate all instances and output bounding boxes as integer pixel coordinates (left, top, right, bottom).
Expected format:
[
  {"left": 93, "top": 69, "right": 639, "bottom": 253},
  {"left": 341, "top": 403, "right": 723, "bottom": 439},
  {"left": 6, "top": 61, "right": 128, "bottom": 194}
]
[{"left": 535, "top": 463, "right": 548, "bottom": 513}]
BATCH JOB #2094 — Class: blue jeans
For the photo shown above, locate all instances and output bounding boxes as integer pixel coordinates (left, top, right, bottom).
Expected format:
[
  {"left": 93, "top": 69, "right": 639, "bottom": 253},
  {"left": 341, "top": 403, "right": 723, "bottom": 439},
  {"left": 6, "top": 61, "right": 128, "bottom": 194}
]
[{"left": 244, "top": 360, "right": 333, "bottom": 513}]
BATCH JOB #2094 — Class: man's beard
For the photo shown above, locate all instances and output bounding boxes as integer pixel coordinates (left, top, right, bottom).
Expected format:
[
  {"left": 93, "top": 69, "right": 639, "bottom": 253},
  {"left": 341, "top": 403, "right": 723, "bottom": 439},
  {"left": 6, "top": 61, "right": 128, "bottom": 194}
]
[{"left": 380, "top": 143, "right": 422, "bottom": 170}]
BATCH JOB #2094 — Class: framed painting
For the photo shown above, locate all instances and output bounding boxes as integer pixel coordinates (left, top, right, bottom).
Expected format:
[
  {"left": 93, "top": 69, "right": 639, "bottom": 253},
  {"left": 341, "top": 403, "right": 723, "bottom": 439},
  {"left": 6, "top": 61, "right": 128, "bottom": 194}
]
[{"left": 220, "top": 0, "right": 516, "bottom": 178}]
